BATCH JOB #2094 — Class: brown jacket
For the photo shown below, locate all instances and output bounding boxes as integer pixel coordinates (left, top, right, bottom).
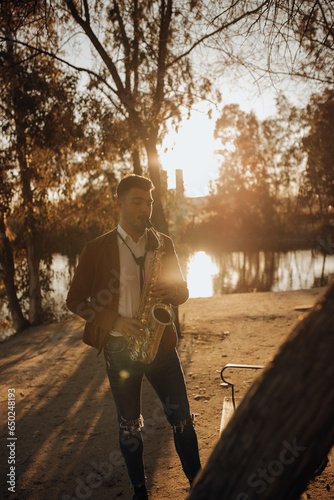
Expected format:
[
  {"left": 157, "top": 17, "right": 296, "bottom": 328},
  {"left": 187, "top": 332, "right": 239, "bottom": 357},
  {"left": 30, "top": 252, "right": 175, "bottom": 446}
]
[{"left": 66, "top": 228, "right": 189, "bottom": 355}]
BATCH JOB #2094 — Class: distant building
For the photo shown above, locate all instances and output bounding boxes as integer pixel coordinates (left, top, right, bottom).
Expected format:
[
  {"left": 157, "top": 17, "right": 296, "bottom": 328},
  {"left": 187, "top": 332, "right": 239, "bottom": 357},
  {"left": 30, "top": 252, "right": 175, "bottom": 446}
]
[
  {"left": 164, "top": 169, "right": 210, "bottom": 235},
  {"left": 160, "top": 169, "right": 168, "bottom": 196},
  {"left": 175, "top": 169, "right": 185, "bottom": 201}
]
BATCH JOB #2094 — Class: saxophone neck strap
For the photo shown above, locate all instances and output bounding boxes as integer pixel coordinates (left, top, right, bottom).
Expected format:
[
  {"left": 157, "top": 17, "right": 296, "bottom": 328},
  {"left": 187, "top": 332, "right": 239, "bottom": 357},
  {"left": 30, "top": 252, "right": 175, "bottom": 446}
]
[{"left": 117, "top": 231, "right": 147, "bottom": 291}]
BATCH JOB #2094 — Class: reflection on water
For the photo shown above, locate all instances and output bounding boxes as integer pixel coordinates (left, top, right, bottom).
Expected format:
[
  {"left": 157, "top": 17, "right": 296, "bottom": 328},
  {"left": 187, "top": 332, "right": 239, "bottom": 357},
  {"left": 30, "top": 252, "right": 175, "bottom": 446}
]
[
  {"left": 45, "top": 248, "right": 334, "bottom": 313},
  {"left": 2, "top": 248, "right": 332, "bottom": 338},
  {"left": 185, "top": 249, "right": 334, "bottom": 298},
  {"left": 187, "top": 251, "right": 219, "bottom": 298}
]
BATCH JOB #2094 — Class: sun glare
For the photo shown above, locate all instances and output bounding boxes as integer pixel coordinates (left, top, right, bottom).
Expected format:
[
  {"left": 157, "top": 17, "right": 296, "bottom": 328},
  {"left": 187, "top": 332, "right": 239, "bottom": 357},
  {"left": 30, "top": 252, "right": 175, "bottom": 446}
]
[
  {"left": 160, "top": 112, "right": 220, "bottom": 198},
  {"left": 186, "top": 251, "right": 219, "bottom": 298}
]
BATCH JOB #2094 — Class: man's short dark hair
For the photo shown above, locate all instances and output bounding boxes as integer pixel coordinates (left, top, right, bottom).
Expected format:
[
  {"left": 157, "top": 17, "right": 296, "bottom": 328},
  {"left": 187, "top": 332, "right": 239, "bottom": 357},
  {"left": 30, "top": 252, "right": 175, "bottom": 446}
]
[{"left": 117, "top": 174, "right": 154, "bottom": 199}]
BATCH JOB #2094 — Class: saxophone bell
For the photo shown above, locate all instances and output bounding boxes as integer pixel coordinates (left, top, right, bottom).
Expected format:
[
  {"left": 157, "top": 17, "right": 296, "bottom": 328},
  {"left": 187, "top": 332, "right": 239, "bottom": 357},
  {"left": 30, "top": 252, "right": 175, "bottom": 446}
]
[
  {"left": 129, "top": 304, "right": 175, "bottom": 363},
  {"left": 151, "top": 303, "right": 175, "bottom": 327}
]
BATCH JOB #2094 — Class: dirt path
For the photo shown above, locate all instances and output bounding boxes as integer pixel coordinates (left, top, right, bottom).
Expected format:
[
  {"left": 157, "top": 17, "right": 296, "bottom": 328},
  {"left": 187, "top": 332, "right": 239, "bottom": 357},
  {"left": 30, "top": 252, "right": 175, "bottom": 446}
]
[{"left": 1, "top": 288, "right": 333, "bottom": 499}]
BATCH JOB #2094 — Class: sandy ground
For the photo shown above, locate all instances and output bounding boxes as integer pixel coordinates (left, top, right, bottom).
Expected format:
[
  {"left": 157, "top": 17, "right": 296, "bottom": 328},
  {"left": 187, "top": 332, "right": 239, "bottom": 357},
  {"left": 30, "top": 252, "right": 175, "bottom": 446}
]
[{"left": 1, "top": 288, "right": 333, "bottom": 500}]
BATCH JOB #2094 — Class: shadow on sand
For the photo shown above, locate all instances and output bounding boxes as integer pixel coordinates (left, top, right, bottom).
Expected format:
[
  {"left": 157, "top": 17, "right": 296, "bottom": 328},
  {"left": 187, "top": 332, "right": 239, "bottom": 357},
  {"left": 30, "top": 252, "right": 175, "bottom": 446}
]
[{"left": 0, "top": 318, "right": 188, "bottom": 500}]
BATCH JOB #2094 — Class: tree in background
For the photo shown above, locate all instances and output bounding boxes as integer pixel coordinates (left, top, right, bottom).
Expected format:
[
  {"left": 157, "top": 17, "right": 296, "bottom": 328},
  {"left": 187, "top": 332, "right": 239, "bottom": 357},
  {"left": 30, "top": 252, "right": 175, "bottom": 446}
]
[
  {"left": 208, "top": 104, "right": 279, "bottom": 243},
  {"left": 200, "top": 90, "right": 334, "bottom": 247},
  {"left": 260, "top": 95, "right": 307, "bottom": 234},
  {"left": 0, "top": 165, "right": 29, "bottom": 333},
  {"left": 204, "top": 96, "right": 323, "bottom": 246},
  {"left": 300, "top": 89, "right": 334, "bottom": 226},
  {"left": 0, "top": 6, "right": 121, "bottom": 331},
  {"left": 0, "top": 42, "right": 82, "bottom": 328},
  {"left": 44, "top": 0, "right": 223, "bottom": 232}
]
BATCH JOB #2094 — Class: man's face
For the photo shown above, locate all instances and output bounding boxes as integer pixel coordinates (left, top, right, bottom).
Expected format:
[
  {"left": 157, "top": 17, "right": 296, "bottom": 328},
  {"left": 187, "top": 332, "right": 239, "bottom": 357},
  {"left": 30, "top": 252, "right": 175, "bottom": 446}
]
[{"left": 118, "top": 188, "right": 153, "bottom": 236}]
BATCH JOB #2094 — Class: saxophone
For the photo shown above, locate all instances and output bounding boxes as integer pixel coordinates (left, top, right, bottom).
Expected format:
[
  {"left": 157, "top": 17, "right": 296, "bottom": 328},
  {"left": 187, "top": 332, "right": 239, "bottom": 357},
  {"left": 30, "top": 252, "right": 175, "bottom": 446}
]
[{"left": 128, "top": 218, "right": 175, "bottom": 364}]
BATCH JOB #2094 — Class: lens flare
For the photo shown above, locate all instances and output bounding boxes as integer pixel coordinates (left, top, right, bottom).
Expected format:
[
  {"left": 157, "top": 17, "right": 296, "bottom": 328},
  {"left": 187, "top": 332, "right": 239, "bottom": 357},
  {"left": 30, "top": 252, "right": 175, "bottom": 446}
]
[{"left": 120, "top": 370, "right": 130, "bottom": 379}]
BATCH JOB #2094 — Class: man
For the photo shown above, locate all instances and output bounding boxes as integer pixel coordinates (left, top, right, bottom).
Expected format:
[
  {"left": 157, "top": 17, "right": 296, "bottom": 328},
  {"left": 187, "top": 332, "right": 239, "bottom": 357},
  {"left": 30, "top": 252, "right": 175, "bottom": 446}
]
[{"left": 66, "top": 174, "right": 201, "bottom": 500}]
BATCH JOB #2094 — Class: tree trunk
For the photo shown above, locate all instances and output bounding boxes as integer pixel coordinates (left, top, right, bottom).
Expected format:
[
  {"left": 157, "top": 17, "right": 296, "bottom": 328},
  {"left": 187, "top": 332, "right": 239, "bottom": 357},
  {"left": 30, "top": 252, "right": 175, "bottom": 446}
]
[
  {"left": 0, "top": 216, "right": 29, "bottom": 333},
  {"left": 7, "top": 38, "right": 43, "bottom": 326},
  {"left": 13, "top": 100, "right": 43, "bottom": 323},
  {"left": 188, "top": 280, "right": 334, "bottom": 500},
  {"left": 132, "top": 149, "right": 142, "bottom": 175},
  {"left": 24, "top": 231, "right": 43, "bottom": 324},
  {"left": 16, "top": 136, "right": 43, "bottom": 325},
  {"left": 145, "top": 137, "right": 169, "bottom": 234},
  {"left": 18, "top": 152, "right": 44, "bottom": 325},
  {"left": 64, "top": 1, "right": 170, "bottom": 235}
]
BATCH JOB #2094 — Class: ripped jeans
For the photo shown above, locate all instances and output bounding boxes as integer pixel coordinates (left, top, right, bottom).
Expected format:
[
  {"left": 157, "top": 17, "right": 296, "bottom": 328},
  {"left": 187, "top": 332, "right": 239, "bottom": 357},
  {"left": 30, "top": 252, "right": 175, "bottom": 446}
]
[{"left": 104, "top": 336, "right": 201, "bottom": 487}]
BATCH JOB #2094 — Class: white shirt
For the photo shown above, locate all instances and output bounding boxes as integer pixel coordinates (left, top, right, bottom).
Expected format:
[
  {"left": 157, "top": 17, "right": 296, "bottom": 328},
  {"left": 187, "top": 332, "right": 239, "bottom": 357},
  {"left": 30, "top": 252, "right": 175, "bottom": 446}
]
[{"left": 111, "top": 224, "right": 153, "bottom": 336}]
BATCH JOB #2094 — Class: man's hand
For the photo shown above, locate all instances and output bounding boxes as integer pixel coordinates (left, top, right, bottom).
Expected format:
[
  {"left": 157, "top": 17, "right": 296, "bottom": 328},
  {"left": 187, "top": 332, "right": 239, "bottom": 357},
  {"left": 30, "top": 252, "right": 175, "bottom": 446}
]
[
  {"left": 153, "top": 280, "right": 177, "bottom": 302},
  {"left": 114, "top": 316, "right": 144, "bottom": 342}
]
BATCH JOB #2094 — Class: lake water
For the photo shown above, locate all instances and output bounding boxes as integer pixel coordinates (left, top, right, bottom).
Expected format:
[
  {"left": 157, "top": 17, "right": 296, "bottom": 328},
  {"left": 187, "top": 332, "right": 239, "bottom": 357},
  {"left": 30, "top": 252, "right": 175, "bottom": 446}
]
[
  {"left": 186, "top": 249, "right": 334, "bottom": 298},
  {"left": 1, "top": 248, "right": 333, "bottom": 339},
  {"left": 48, "top": 248, "right": 334, "bottom": 320}
]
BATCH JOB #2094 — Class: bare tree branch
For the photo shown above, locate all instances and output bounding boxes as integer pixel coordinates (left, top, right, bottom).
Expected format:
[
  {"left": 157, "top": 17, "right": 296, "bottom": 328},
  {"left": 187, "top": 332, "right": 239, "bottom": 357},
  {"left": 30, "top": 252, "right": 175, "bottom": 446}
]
[
  {"left": 153, "top": 0, "right": 173, "bottom": 123},
  {"left": 167, "top": 1, "right": 269, "bottom": 69},
  {"left": 113, "top": 0, "right": 132, "bottom": 92},
  {"left": 0, "top": 34, "right": 119, "bottom": 95}
]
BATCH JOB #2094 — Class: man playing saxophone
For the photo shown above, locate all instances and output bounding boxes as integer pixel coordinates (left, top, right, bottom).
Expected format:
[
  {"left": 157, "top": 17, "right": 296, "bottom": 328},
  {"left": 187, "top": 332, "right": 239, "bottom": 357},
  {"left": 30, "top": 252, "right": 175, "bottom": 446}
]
[{"left": 66, "top": 174, "right": 201, "bottom": 500}]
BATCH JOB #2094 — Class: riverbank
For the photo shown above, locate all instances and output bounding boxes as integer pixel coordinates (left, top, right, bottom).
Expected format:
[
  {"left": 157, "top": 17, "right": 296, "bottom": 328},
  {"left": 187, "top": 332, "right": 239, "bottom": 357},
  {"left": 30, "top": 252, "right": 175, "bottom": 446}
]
[{"left": 0, "top": 288, "right": 333, "bottom": 499}]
